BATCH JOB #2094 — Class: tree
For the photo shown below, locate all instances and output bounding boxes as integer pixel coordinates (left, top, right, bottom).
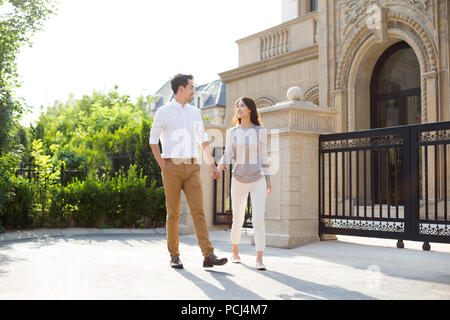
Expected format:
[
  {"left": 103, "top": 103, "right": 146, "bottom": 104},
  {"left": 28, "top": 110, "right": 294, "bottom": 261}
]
[
  {"left": 0, "top": 0, "right": 57, "bottom": 155},
  {"left": 0, "top": 0, "right": 57, "bottom": 227},
  {"left": 29, "top": 87, "right": 157, "bottom": 171}
]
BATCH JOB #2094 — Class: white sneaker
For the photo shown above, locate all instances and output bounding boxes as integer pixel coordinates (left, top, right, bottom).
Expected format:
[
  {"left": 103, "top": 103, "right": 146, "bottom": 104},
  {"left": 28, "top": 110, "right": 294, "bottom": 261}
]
[
  {"left": 231, "top": 255, "right": 241, "bottom": 263},
  {"left": 256, "top": 261, "right": 266, "bottom": 270}
]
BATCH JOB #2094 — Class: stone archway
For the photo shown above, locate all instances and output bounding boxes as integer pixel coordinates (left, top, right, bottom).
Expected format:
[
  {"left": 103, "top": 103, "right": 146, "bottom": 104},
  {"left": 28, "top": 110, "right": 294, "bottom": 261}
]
[
  {"left": 335, "top": 8, "right": 439, "bottom": 132},
  {"left": 347, "top": 30, "right": 428, "bottom": 132}
]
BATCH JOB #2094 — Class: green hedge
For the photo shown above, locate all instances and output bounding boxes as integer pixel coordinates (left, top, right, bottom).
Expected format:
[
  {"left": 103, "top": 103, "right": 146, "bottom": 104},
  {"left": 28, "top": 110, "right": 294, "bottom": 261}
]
[{"left": 0, "top": 165, "right": 165, "bottom": 231}]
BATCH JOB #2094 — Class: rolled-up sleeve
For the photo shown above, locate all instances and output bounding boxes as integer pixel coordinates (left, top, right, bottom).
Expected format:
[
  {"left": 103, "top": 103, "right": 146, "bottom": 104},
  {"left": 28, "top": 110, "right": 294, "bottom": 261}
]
[
  {"left": 149, "top": 108, "right": 165, "bottom": 145},
  {"left": 218, "top": 128, "right": 234, "bottom": 165},
  {"left": 194, "top": 111, "right": 210, "bottom": 145}
]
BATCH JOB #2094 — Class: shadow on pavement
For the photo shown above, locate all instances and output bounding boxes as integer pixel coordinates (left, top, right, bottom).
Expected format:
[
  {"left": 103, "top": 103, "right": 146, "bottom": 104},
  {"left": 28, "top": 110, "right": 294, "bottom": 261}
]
[
  {"left": 174, "top": 268, "right": 264, "bottom": 300},
  {"left": 240, "top": 263, "right": 375, "bottom": 300}
]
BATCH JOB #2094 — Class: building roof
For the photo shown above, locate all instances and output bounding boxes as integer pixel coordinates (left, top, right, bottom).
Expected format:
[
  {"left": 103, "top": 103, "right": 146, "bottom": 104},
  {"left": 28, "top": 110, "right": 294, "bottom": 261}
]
[{"left": 152, "top": 79, "right": 226, "bottom": 110}]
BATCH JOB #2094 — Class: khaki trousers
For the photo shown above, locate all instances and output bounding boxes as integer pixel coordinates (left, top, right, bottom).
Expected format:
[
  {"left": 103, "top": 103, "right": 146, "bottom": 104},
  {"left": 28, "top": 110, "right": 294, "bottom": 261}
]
[{"left": 161, "top": 159, "right": 214, "bottom": 258}]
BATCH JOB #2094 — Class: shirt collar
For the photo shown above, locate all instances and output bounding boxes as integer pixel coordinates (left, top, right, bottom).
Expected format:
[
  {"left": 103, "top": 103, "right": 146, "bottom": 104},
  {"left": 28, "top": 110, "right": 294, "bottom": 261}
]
[{"left": 172, "top": 99, "right": 191, "bottom": 110}]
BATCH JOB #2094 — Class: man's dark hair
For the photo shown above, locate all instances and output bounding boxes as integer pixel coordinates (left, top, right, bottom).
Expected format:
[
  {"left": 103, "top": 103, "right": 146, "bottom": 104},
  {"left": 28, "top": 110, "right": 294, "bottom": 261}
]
[{"left": 171, "top": 74, "right": 193, "bottom": 94}]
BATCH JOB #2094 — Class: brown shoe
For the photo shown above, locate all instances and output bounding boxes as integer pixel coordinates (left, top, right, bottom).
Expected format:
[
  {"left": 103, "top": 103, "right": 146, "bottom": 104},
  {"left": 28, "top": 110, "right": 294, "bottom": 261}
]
[
  {"left": 203, "top": 253, "right": 228, "bottom": 268},
  {"left": 170, "top": 256, "right": 183, "bottom": 269}
]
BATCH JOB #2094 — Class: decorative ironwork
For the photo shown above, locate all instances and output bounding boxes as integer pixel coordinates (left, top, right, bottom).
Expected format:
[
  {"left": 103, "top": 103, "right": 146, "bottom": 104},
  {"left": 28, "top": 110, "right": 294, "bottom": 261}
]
[
  {"left": 319, "top": 121, "right": 450, "bottom": 246},
  {"left": 320, "top": 135, "right": 403, "bottom": 152},
  {"left": 419, "top": 130, "right": 450, "bottom": 144},
  {"left": 321, "top": 218, "right": 405, "bottom": 233},
  {"left": 419, "top": 224, "right": 450, "bottom": 236}
]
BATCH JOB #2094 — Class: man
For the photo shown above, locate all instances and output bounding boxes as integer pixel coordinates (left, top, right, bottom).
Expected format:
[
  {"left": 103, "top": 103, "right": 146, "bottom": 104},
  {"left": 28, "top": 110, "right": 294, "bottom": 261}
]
[{"left": 149, "top": 74, "right": 227, "bottom": 269}]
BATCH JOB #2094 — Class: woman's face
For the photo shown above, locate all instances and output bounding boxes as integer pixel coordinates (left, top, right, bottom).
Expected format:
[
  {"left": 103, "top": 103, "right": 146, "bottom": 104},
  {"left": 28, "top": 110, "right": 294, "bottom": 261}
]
[{"left": 236, "top": 100, "right": 251, "bottom": 119}]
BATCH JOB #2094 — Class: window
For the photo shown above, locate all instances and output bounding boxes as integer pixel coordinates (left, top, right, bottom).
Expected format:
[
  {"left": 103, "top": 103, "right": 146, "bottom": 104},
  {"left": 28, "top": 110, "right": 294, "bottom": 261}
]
[{"left": 310, "top": 0, "right": 318, "bottom": 12}]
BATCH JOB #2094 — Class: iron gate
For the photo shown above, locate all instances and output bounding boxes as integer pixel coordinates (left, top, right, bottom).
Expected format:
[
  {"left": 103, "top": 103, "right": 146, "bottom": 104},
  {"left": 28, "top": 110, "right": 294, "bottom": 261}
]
[{"left": 319, "top": 121, "right": 450, "bottom": 250}]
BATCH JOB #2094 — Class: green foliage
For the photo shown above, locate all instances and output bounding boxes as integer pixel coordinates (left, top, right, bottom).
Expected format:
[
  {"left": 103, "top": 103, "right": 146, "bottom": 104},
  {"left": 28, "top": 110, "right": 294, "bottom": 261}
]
[
  {"left": 31, "top": 139, "right": 63, "bottom": 219},
  {"left": 0, "top": 0, "right": 57, "bottom": 155},
  {"left": 0, "top": 150, "right": 21, "bottom": 225},
  {"left": 0, "top": 2, "right": 169, "bottom": 232},
  {"left": 0, "top": 0, "right": 57, "bottom": 231},
  {"left": 2, "top": 165, "right": 166, "bottom": 230},
  {"left": 202, "top": 115, "right": 216, "bottom": 123},
  {"left": 1, "top": 86, "right": 166, "bottom": 231},
  {"left": 115, "top": 165, "right": 165, "bottom": 227},
  {"left": 67, "top": 170, "right": 119, "bottom": 227},
  {"left": 1, "top": 175, "right": 35, "bottom": 229},
  {"left": 28, "top": 88, "right": 157, "bottom": 171}
]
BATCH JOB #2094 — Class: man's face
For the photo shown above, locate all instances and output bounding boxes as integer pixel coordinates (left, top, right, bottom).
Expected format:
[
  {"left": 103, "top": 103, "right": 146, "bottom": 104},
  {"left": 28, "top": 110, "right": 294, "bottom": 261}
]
[{"left": 180, "top": 79, "right": 195, "bottom": 102}]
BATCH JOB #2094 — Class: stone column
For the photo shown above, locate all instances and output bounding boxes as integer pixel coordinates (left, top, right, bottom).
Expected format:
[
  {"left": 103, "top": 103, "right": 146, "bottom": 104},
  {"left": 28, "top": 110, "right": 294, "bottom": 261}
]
[
  {"left": 257, "top": 87, "right": 337, "bottom": 248},
  {"left": 179, "top": 122, "right": 230, "bottom": 235}
]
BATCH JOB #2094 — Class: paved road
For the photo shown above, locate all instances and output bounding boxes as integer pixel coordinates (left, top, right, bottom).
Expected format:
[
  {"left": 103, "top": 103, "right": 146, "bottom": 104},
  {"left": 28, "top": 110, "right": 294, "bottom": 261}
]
[{"left": 0, "top": 229, "right": 450, "bottom": 300}]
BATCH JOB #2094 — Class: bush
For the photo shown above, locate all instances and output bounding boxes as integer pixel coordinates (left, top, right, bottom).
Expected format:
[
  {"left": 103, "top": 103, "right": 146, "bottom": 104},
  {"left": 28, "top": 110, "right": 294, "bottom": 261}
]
[
  {"left": 146, "top": 179, "right": 166, "bottom": 227},
  {"left": 117, "top": 165, "right": 149, "bottom": 226},
  {"left": 67, "top": 170, "right": 118, "bottom": 228},
  {"left": 49, "top": 165, "right": 166, "bottom": 229},
  {"left": 1, "top": 176, "right": 35, "bottom": 230},
  {"left": 0, "top": 152, "right": 21, "bottom": 218},
  {"left": 1, "top": 162, "right": 165, "bottom": 230}
]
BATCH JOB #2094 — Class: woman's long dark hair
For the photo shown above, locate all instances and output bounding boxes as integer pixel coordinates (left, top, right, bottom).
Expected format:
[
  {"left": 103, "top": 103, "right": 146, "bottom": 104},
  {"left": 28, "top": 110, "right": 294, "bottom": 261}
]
[{"left": 232, "top": 97, "right": 263, "bottom": 127}]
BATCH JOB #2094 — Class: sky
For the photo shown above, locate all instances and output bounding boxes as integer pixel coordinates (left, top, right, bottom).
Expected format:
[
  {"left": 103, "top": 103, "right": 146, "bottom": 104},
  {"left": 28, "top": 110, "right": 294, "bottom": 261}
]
[{"left": 14, "top": 0, "right": 281, "bottom": 126}]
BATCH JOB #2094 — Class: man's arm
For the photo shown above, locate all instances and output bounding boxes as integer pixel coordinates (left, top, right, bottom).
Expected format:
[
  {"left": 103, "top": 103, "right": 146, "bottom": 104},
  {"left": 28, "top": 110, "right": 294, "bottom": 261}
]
[
  {"left": 195, "top": 112, "right": 220, "bottom": 178},
  {"left": 149, "top": 108, "right": 166, "bottom": 171}
]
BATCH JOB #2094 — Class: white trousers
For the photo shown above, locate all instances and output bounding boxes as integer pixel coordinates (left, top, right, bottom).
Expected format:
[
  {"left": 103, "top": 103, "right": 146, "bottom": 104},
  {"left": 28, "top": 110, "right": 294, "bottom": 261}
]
[{"left": 230, "top": 176, "right": 267, "bottom": 252}]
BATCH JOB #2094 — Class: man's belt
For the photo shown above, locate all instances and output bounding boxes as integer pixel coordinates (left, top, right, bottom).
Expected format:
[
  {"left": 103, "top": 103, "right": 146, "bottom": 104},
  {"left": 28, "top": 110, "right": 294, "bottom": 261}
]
[{"left": 166, "top": 158, "right": 198, "bottom": 164}]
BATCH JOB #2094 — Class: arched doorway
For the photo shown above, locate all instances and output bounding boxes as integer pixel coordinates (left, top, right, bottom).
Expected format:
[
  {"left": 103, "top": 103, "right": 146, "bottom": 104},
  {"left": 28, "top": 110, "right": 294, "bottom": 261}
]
[
  {"left": 370, "top": 41, "right": 421, "bottom": 129},
  {"left": 370, "top": 41, "right": 421, "bottom": 204}
]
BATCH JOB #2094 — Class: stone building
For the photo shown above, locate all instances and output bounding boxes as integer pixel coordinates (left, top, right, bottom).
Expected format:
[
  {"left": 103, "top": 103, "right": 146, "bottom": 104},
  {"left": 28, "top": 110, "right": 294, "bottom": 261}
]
[
  {"left": 219, "top": 0, "right": 448, "bottom": 128},
  {"left": 177, "top": 0, "right": 450, "bottom": 249}
]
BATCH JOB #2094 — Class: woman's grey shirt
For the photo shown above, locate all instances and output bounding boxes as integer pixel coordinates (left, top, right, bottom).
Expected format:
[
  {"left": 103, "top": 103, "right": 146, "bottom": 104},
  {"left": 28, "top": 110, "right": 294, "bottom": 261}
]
[{"left": 218, "top": 125, "right": 271, "bottom": 187}]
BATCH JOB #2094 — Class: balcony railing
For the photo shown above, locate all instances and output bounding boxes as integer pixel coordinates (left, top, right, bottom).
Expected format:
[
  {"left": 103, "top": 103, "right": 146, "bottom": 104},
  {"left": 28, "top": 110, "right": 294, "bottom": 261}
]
[
  {"left": 260, "top": 28, "right": 289, "bottom": 60},
  {"left": 236, "top": 11, "right": 318, "bottom": 67}
]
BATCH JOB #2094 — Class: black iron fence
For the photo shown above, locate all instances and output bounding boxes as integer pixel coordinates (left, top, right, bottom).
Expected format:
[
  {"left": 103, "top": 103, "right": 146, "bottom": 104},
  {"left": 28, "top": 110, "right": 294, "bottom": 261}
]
[
  {"left": 319, "top": 121, "right": 450, "bottom": 250},
  {"left": 213, "top": 147, "right": 252, "bottom": 228},
  {"left": 16, "top": 162, "right": 163, "bottom": 188}
]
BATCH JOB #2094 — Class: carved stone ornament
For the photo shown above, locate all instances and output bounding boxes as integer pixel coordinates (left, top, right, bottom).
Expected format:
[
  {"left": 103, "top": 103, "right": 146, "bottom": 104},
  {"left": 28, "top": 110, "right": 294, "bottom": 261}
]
[
  {"left": 344, "top": 0, "right": 378, "bottom": 25},
  {"left": 408, "top": 0, "right": 428, "bottom": 10},
  {"left": 366, "top": 4, "right": 389, "bottom": 42}
]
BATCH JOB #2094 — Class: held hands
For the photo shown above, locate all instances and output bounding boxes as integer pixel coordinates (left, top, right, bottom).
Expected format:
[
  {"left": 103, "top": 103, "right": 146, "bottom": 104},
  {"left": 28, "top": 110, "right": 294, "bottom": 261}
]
[
  {"left": 211, "top": 167, "right": 221, "bottom": 179},
  {"left": 212, "top": 163, "right": 226, "bottom": 179}
]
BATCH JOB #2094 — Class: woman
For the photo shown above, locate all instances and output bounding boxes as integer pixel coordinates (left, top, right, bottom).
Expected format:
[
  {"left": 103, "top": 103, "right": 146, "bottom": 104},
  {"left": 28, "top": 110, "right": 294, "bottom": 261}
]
[{"left": 216, "top": 97, "right": 272, "bottom": 270}]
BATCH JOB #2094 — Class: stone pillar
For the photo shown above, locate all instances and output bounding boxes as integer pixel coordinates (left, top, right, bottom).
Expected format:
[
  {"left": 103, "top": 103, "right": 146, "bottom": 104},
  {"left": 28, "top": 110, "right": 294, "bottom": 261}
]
[
  {"left": 257, "top": 87, "right": 337, "bottom": 248},
  {"left": 424, "top": 71, "right": 439, "bottom": 123},
  {"left": 179, "top": 122, "right": 230, "bottom": 235}
]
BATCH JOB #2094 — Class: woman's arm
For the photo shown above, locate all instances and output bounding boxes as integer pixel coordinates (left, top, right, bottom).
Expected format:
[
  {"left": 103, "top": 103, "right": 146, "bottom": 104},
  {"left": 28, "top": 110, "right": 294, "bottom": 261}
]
[
  {"left": 259, "top": 128, "right": 271, "bottom": 188},
  {"left": 217, "top": 128, "right": 234, "bottom": 171}
]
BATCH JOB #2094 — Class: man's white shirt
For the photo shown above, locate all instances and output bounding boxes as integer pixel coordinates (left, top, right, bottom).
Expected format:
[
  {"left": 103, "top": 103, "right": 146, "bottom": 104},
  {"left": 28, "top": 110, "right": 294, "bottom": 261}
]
[{"left": 149, "top": 99, "right": 210, "bottom": 158}]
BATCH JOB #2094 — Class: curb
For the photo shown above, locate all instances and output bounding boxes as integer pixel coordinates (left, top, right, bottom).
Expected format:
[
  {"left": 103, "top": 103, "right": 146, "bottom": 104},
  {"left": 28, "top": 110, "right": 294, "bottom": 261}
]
[{"left": 0, "top": 228, "right": 167, "bottom": 243}]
